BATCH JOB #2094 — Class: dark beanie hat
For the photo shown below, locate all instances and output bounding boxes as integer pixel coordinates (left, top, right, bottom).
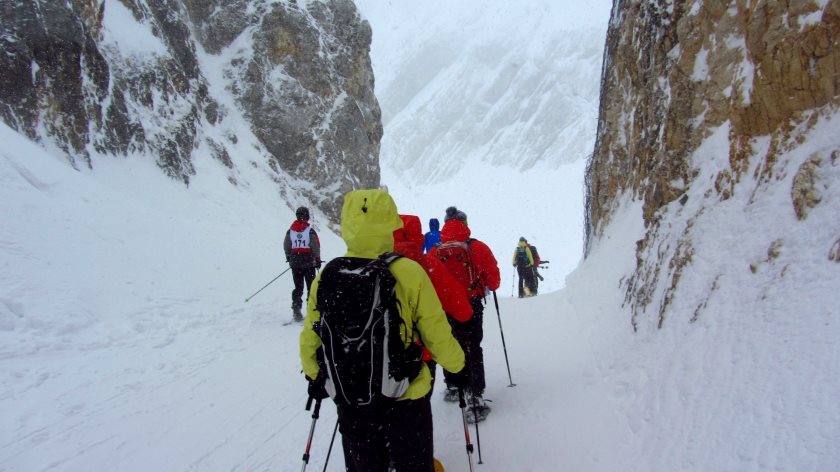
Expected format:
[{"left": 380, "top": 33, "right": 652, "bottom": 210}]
[
  {"left": 444, "top": 206, "right": 467, "bottom": 222},
  {"left": 295, "top": 206, "right": 310, "bottom": 221}
]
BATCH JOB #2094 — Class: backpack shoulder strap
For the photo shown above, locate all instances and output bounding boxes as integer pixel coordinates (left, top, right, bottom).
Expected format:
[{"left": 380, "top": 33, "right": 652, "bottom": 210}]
[{"left": 378, "top": 252, "right": 403, "bottom": 265}]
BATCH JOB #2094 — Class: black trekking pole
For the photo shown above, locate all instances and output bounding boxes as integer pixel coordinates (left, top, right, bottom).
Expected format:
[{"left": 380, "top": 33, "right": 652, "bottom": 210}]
[
  {"left": 492, "top": 291, "right": 516, "bottom": 387},
  {"left": 457, "top": 388, "right": 476, "bottom": 472},
  {"left": 462, "top": 346, "right": 484, "bottom": 465},
  {"left": 470, "top": 392, "right": 484, "bottom": 465},
  {"left": 244, "top": 267, "right": 291, "bottom": 303},
  {"left": 321, "top": 418, "right": 339, "bottom": 472},
  {"left": 301, "top": 396, "right": 322, "bottom": 472}
]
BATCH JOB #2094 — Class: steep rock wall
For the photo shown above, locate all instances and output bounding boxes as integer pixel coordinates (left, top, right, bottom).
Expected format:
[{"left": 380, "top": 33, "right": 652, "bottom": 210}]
[{"left": 586, "top": 0, "right": 840, "bottom": 327}]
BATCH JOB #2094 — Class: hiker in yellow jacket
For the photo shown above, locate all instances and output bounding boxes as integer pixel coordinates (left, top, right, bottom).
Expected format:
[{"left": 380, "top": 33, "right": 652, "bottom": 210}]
[
  {"left": 513, "top": 237, "right": 537, "bottom": 297},
  {"left": 300, "top": 189, "right": 467, "bottom": 471}
]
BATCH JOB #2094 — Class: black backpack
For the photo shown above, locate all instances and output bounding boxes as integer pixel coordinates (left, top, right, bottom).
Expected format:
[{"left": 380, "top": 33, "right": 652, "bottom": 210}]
[
  {"left": 515, "top": 246, "right": 530, "bottom": 267},
  {"left": 314, "top": 253, "right": 423, "bottom": 406}
]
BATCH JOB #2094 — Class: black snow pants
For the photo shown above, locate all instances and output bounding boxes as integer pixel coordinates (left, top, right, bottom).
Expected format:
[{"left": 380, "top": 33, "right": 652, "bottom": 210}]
[
  {"left": 337, "top": 396, "right": 434, "bottom": 472},
  {"left": 445, "top": 297, "right": 486, "bottom": 395},
  {"left": 291, "top": 266, "right": 315, "bottom": 310}
]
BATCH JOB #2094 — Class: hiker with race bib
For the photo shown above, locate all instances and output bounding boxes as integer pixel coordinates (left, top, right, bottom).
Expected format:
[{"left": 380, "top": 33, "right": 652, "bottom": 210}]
[
  {"left": 300, "top": 190, "right": 468, "bottom": 472},
  {"left": 431, "top": 206, "right": 501, "bottom": 423},
  {"left": 283, "top": 206, "right": 321, "bottom": 322}
]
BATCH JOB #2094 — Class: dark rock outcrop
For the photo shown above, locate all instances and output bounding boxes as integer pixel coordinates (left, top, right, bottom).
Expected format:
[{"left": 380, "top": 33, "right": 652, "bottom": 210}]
[{"left": 0, "top": 0, "right": 381, "bottom": 224}]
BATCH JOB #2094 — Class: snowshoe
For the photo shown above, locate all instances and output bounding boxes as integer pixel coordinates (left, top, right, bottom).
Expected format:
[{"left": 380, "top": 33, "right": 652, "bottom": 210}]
[
  {"left": 442, "top": 386, "right": 459, "bottom": 402},
  {"left": 466, "top": 396, "right": 491, "bottom": 424}
]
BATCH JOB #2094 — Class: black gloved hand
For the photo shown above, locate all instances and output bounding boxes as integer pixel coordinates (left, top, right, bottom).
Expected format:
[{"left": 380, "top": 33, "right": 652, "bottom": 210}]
[
  {"left": 446, "top": 365, "right": 471, "bottom": 390},
  {"left": 307, "top": 371, "right": 329, "bottom": 400}
]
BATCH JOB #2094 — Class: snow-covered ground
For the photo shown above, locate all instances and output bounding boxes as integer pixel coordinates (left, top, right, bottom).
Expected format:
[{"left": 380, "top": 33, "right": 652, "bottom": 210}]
[
  {"left": 2, "top": 0, "right": 840, "bottom": 470},
  {"left": 4, "top": 110, "right": 839, "bottom": 470}
]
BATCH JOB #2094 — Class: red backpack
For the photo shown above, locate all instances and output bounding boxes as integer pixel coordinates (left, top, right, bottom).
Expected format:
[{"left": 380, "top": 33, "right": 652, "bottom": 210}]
[{"left": 432, "top": 239, "right": 479, "bottom": 294}]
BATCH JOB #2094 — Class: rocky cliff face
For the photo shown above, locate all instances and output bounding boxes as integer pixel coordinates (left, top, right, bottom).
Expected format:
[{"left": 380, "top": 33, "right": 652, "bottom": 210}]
[
  {"left": 587, "top": 0, "right": 839, "bottom": 327},
  {"left": 0, "top": 0, "right": 381, "bottom": 224}
]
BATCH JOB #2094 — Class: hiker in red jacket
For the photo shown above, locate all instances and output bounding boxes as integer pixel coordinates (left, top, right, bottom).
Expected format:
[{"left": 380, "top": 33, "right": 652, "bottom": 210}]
[
  {"left": 394, "top": 214, "right": 473, "bottom": 323},
  {"left": 431, "top": 206, "right": 501, "bottom": 422},
  {"left": 393, "top": 214, "right": 473, "bottom": 400}
]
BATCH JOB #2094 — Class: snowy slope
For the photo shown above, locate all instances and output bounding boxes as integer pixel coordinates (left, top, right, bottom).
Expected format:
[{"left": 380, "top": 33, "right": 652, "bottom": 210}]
[
  {"left": 0, "top": 120, "right": 341, "bottom": 471},
  {"left": 3, "top": 0, "right": 840, "bottom": 470},
  {"left": 4, "top": 116, "right": 839, "bottom": 470},
  {"left": 355, "top": 0, "right": 613, "bottom": 293},
  {"left": 355, "top": 0, "right": 612, "bottom": 183}
]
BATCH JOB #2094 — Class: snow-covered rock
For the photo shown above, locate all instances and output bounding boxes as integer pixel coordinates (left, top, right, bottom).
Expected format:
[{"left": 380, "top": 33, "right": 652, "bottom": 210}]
[
  {"left": 0, "top": 0, "right": 380, "bottom": 224},
  {"left": 587, "top": 0, "right": 840, "bottom": 326}
]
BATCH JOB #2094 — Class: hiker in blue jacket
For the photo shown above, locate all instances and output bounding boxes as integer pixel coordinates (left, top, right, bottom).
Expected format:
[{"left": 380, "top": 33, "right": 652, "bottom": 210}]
[{"left": 423, "top": 218, "right": 441, "bottom": 254}]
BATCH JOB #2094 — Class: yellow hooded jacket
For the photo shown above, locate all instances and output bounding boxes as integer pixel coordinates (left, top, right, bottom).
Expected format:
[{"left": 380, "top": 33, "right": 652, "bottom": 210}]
[
  {"left": 300, "top": 189, "right": 465, "bottom": 400},
  {"left": 512, "top": 241, "right": 534, "bottom": 267}
]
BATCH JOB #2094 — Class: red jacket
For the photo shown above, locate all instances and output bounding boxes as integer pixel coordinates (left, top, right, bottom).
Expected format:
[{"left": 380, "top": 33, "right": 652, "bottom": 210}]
[
  {"left": 394, "top": 215, "right": 474, "bottom": 361},
  {"left": 438, "top": 219, "right": 501, "bottom": 298},
  {"left": 394, "top": 215, "right": 473, "bottom": 323}
]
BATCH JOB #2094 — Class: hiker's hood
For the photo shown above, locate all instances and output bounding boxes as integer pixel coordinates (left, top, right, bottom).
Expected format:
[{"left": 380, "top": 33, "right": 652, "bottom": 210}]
[
  {"left": 517, "top": 241, "right": 528, "bottom": 248},
  {"left": 290, "top": 220, "right": 310, "bottom": 232},
  {"left": 341, "top": 189, "right": 403, "bottom": 258},
  {"left": 440, "top": 219, "right": 471, "bottom": 242},
  {"left": 428, "top": 218, "right": 440, "bottom": 232},
  {"left": 394, "top": 214, "right": 424, "bottom": 260}
]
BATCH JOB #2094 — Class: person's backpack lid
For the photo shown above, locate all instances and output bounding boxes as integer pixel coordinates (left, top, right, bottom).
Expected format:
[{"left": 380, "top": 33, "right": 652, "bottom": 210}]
[{"left": 433, "top": 240, "right": 477, "bottom": 291}]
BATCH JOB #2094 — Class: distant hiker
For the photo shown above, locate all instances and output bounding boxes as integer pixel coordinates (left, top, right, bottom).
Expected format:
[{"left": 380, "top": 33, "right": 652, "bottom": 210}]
[
  {"left": 513, "top": 237, "right": 538, "bottom": 298},
  {"left": 423, "top": 218, "right": 441, "bottom": 254},
  {"left": 394, "top": 214, "right": 473, "bottom": 393},
  {"left": 283, "top": 206, "right": 321, "bottom": 322},
  {"left": 300, "top": 189, "right": 468, "bottom": 471},
  {"left": 431, "top": 206, "right": 501, "bottom": 423}
]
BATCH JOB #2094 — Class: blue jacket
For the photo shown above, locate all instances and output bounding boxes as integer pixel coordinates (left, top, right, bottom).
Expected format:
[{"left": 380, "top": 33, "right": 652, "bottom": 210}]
[{"left": 423, "top": 218, "right": 441, "bottom": 253}]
